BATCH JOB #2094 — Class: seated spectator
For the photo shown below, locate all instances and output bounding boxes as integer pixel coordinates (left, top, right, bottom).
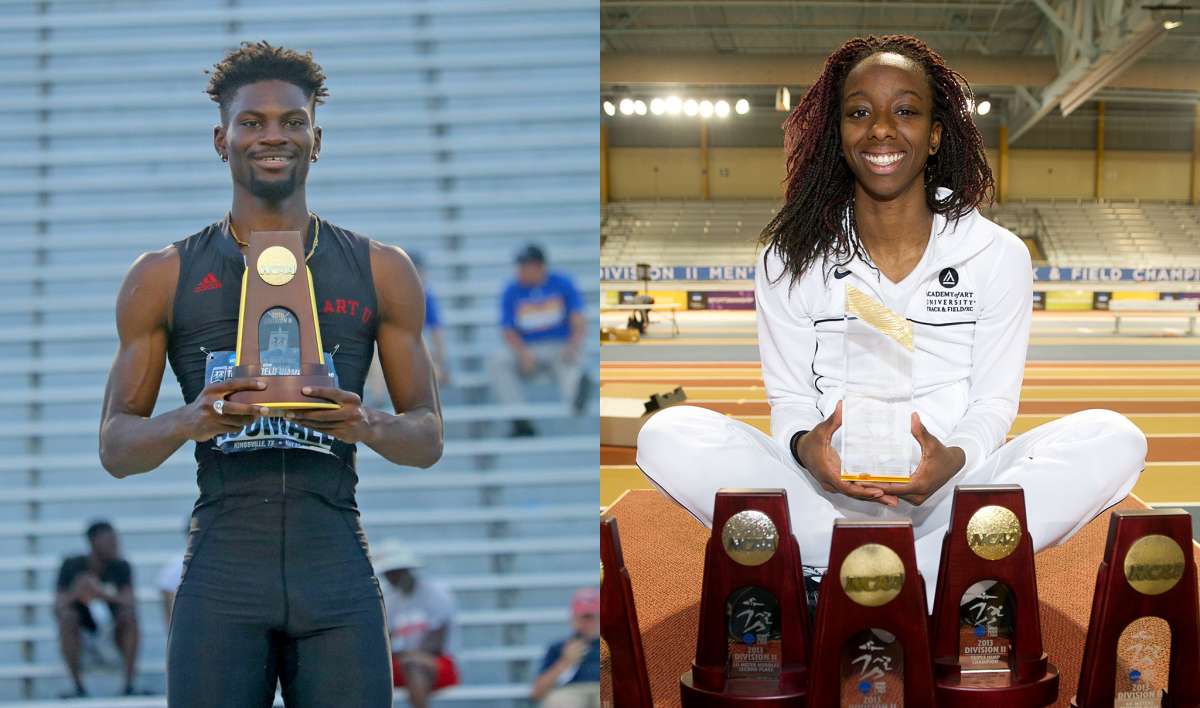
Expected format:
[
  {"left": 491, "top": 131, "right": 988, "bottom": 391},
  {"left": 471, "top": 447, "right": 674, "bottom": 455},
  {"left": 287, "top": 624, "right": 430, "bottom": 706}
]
[
  {"left": 489, "top": 244, "right": 589, "bottom": 436},
  {"left": 374, "top": 540, "right": 459, "bottom": 708},
  {"left": 531, "top": 588, "right": 601, "bottom": 708},
  {"left": 54, "top": 521, "right": 143, "bottom": 697}
]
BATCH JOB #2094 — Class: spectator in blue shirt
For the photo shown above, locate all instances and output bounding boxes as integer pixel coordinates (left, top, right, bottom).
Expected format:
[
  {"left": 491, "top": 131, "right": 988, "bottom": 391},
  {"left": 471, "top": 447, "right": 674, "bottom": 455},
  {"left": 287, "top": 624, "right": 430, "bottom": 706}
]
[
  {"left": 489, "top": 245, "right": 588, "bottom": 436},
  {"left": 530, "top": 588, "right": 600, "bottom": 708}
]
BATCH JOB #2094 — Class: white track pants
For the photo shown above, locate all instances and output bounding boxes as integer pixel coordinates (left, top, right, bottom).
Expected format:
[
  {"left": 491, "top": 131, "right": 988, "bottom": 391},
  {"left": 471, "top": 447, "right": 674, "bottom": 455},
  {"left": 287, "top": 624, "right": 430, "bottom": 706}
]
[{"left": 636, "top": 406, "right": 1147, "bottom": 609}]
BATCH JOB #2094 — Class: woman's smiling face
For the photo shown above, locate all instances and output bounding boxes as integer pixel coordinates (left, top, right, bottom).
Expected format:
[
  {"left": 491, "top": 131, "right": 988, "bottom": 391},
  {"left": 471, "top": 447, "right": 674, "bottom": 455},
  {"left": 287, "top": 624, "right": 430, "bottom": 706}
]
[{"left": 840, "top": 52, "right": 942, "bottom": 202}]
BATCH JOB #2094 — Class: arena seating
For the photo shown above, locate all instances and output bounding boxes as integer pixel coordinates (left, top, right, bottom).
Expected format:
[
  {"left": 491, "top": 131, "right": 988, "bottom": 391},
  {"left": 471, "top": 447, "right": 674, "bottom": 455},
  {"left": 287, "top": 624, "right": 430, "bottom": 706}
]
[
  {"left": 0, "top": 1, "right": 596, "bottom": 704},
  {"left": 601, "top": 201, "right": 767, "bottom": 267},
  {"left": 988, "top": 200, "right": 1200, "bottom": 267},
  {"left": 602, "top": 198, "right": 1200, "bottom": 269}
]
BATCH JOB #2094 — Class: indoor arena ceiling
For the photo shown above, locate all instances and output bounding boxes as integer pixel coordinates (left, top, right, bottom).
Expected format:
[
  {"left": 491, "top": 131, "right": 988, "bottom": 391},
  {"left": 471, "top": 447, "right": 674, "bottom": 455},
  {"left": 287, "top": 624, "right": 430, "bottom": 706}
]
[{"left": 601, "top": 0, "right": 1200, "bottom": 144}]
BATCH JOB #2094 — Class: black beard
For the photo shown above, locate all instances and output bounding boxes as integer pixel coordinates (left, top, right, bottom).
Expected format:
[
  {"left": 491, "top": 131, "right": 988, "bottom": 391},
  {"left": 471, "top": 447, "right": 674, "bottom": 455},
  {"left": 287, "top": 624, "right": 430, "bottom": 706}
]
[{"left": 246, "top": 169, "right": 299, "bottom": 203}]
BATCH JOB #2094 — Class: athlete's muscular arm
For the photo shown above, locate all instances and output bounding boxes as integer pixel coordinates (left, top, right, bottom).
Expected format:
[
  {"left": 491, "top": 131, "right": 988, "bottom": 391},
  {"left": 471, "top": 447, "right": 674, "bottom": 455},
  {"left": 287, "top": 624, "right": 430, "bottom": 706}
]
[
  {"left": 99, "top": 248, "right": 269, "bottom": 477},
  {"left": 288, "top": 242, "right": 443, "bottom": 468}
]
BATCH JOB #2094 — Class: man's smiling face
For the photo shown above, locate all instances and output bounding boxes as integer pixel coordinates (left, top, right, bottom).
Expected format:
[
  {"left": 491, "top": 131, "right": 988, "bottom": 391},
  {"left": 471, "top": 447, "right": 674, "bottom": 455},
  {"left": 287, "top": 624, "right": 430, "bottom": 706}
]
[
  {"left": 839, "top": 52, "right": 942, "bottom": 202},
  {"left": 216, "top": 79, "right": 321, "bottom": 203}
]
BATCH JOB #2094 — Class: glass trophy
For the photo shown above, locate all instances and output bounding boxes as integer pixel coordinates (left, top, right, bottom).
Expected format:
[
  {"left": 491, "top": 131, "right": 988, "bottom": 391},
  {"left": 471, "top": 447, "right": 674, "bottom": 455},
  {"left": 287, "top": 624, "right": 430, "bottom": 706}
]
[
  {"left": 841, "top": 285, "right": 916, "bottom": 482},
  {"left": 839, "top": 627, "right": 904, "bottom": 706},
  {"left": 1114, "top": 617, "right": 1170, "bottom": 707},
  {"left": 725, "top": 586, "right": 782, "bottom": 679}
]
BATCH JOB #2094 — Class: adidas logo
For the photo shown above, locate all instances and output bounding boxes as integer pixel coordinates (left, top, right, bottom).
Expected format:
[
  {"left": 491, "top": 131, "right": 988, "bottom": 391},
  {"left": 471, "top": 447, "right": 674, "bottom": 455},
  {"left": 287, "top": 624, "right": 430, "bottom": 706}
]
[{"left": 193, "top": 272, "right": 222, "bottom": 293}]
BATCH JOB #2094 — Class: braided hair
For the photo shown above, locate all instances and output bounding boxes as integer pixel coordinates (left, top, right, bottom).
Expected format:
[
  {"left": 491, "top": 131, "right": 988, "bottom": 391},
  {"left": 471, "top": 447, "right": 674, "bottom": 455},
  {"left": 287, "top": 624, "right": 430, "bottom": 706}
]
[
  {"left": 205, "top": 41, "right": 329, "bottom": 124},
  {"left": 761, "top": 35, "right": 993, "bottom": 284}
]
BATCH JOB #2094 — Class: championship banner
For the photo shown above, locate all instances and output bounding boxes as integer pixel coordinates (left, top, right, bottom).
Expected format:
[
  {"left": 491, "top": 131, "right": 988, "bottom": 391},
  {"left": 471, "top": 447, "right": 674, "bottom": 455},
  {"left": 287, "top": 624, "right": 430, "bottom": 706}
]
[
  {"left": 601, "top": 265, "right": 756, "bottom": 282},
  {"left": 601, "top": 265, "right": 1200, "bottom": 283}
]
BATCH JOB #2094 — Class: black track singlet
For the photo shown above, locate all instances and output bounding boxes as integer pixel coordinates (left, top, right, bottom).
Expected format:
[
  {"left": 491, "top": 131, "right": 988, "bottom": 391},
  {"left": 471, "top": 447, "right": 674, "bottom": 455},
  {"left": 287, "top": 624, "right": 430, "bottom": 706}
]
[{"left": 164, "top": 215, "right": 393, "bottom": 708}]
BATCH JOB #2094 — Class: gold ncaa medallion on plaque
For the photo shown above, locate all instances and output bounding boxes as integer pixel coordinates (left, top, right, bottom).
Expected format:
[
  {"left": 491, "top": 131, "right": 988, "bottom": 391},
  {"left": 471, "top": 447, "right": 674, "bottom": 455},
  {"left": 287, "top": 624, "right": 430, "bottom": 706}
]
[
  {"left": 1123, "top": 534, "right": 1186, "bottom": 596},
  {"left": 965, "top": 505, "right": 1022, "bottom": 561},
  {"left": 840, "top": 543, "right": 905, "bottom": 607},
  {"left": 227, "top": 227, "right": 340, "bottom": 410},
  {"left": 721, "top": 510, "right": 778, "bottom": 566},
  {"left": 257, "top": 246, "right": 298, "bottom": 286}
]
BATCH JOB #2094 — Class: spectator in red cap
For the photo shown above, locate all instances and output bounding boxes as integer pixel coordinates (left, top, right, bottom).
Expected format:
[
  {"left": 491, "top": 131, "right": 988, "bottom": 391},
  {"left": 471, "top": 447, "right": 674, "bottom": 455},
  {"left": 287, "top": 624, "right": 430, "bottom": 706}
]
[{"left": 531, "top": 588, "right": 600, "bottom": 708}]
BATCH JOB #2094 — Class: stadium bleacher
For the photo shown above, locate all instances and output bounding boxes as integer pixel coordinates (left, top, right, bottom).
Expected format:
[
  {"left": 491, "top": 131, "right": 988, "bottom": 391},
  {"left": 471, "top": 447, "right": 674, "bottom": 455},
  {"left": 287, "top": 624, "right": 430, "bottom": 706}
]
[{"left": 0, "top": 1, "right": 596, "bottom": 705}]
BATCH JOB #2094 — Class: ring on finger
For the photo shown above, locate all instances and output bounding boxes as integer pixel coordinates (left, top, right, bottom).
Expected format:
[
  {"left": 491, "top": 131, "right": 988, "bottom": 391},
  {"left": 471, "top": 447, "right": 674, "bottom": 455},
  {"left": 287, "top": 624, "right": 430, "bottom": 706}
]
[{"left": 212, "top": 399, "right": 225, "bottom": 416}]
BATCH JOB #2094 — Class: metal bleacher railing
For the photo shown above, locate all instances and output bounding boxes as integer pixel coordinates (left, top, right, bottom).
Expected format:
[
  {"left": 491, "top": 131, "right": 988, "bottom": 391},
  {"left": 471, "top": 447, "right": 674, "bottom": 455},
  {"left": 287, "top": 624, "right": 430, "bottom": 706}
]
[{"left": 0, "top": 1, "right": 597, "bottom": 705}]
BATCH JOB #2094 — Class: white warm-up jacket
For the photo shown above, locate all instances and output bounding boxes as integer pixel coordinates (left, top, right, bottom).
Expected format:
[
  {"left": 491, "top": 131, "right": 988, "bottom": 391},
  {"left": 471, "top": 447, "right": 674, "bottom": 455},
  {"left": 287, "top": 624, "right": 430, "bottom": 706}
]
[{"left": 756, "top": 191, "right": 1033, "bottom": 475}]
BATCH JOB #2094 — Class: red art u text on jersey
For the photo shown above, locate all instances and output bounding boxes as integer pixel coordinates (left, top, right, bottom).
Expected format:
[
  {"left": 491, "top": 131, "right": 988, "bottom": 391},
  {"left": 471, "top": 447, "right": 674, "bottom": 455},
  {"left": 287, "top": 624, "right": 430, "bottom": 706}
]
[{"left": 322, "top": 298, "right": 373, "bottom": 324}]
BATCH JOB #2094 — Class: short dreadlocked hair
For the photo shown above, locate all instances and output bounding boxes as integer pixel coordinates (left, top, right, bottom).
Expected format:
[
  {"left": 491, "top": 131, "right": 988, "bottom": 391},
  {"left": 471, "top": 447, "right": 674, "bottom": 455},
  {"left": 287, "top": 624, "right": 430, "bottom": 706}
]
[
  {"left": 205, "top": 41, "right": 329, "bottom": 123},
  {"left": 761, "top": 35, "right": 993, "bottom": 284}
]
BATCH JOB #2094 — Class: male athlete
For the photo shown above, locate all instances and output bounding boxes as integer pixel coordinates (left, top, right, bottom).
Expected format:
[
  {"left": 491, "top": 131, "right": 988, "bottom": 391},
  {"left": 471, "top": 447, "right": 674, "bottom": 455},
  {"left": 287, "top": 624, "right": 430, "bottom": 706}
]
[{"left": 98, "top": 42, "right": 442, "bottom": 707}]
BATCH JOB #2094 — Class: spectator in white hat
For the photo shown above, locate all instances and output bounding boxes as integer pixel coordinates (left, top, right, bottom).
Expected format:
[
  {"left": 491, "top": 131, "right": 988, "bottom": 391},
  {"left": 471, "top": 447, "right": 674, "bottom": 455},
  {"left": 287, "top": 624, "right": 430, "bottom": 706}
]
[{"left": 373, "top": 540, "right": 459, "bottom": 707}]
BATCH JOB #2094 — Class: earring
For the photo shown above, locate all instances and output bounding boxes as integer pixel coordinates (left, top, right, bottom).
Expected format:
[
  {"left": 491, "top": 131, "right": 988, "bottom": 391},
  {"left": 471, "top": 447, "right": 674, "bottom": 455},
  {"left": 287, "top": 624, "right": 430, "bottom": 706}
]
[
  {"left": 221, "top": 154, "right": 228, "bottom": 163},
  {"left": 311, "top": 154, "right": 319, "bottom": 163}
]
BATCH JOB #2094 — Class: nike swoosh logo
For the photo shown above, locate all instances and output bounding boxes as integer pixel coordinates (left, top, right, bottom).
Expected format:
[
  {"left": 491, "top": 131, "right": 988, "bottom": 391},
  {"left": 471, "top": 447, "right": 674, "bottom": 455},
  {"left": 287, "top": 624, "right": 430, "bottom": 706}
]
[{"left": 833, "top": 269, "right": 851, "bottom": 279}]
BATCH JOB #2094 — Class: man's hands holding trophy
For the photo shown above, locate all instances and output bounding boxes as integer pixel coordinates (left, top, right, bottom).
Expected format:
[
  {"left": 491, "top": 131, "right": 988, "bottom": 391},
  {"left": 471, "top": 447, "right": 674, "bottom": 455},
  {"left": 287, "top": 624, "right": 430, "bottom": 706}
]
[
  {"left": 793, "top": 400, "right": 966, "bottom": 508},
  {"left": 180, "top": 378, "right": 271, "bottom": 442},
  {"left": 284, "top": 386, "right": 374, "bottom": 444},
  {"left": 182, "top": 378, "right": 374, "bottom": 444}
]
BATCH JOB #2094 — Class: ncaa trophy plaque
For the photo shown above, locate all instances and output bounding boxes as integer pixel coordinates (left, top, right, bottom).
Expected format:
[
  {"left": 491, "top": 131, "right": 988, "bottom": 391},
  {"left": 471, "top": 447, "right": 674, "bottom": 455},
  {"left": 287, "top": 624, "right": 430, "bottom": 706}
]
[
  {"left": 680, "top": 489, "right": 810, "bottom": 706},
  {"left": 841, "top": 285, "right": 917, "bottom": 482},
  {"left": 228, "top": 231, "right": 340, "bottom": 409},
  {"left": 930, "top": 485, "right": 1059, "bottom": 706},
  {"left": 600, "top": 516, "right": 653, "bottom": 708},
  {"left": 1072, "top": 509, "right": 1200, "bottom": 707},
  {"left": 807, "top": 519, "right": 936, "bottom": 708}
]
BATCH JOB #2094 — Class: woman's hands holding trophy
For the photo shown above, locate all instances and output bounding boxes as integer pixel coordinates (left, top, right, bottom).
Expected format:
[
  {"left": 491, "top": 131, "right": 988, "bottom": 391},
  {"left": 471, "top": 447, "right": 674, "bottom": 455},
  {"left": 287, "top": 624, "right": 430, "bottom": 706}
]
[
  {"left": 794, "top": 401, "right": 895, "bottom": 505},
  {"left": 874, "top": 413, "right": 967, "bottom": 507},
  {"left": 795, "top": 403, "right": 966, "bottom": 508}
]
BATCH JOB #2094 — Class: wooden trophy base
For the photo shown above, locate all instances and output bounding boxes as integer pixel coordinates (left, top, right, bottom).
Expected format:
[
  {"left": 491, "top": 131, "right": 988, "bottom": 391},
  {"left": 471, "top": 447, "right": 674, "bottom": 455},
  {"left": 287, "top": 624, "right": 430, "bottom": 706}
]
[
  {"left": 935, "top": 657, "right": 1060, "bottom": 708},
  {"left": 680, "top": 671, "right": 806, "bottom": 707},
  {"left": 228, "top": 365, "right": 340, "bottom": 410}
]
